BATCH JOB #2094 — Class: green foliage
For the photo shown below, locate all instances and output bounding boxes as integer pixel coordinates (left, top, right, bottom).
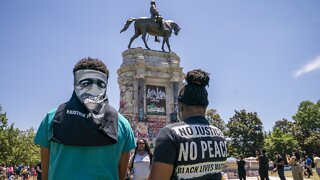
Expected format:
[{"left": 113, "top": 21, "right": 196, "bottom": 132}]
[
  {"left": 264, "top": 128, "right": 298, "bottom": 159},
  {"left": 273, "top": 118, "right": 295, "bottom": 135},
  {"left": 12, "top": 128, "right": 40, "bottom": 165},
  {"left": 226, "top": 142, "right": 238, "bottom": 157},
  {"left": 223, "top": 100, "right": 319, "bottom": 157},
  {"left": 226, "top": 109, "right": 264, "bottom": 157},
  {"left": 0, "top": 105, "right": 40, "bottom": 165},
  {"left": 292, "top": 100, "right": 320, "bottom": 155},
  {"left": 206, "top": 108, "right": 226, "bottom": 132},
  {"left": 0, "top": 105, "right": 10, "bottom": 163}
]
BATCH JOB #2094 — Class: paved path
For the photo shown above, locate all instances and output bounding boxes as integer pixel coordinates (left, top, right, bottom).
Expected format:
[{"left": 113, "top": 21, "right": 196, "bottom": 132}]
[
  {"left": 225, "top": 176, "right": 293, "bottom": 180},
  {"left": 234, "top": 176, "right": 318, "bottom": 180}
]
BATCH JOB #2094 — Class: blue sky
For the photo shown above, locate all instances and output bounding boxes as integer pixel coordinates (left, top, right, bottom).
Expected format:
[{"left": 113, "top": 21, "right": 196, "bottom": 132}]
[{"left": 0, "top": 0, "right": 319, "bottom": 132}]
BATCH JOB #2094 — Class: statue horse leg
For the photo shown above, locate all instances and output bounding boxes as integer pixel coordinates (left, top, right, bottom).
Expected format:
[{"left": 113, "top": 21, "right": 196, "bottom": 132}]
[
  {"left": 141, "top": 32, "right": 150, "bottom": 50},
  {"left": 162, "top": 37, "right": 171, "bottom": 52},
  {"left": 128, "top": 27, "right": 141, "bottom": 49},
  {"left": 161, "top": 38, "right": 165, "bottom": 52},
  {"left": 128, "top": 34, "right": 140, "bottom": 49}
]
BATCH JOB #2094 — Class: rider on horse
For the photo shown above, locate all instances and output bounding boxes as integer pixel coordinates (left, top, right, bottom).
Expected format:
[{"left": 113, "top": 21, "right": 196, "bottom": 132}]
[{"left": 150, "top": 0, "right": 167, "bottom": 42}]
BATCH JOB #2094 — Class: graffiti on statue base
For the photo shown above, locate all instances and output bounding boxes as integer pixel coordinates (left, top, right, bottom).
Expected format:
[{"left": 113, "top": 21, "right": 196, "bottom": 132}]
[
  {"left": 146, "top": 85, "right": 166, "bottom": 115},
  {"left": 123, "top": 114, "right": 168, "bottom": 139}
]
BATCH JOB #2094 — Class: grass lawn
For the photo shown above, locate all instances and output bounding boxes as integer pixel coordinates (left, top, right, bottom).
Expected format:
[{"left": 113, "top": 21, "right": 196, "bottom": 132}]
[{"left": 270, "top": 169, "right": 320, "bottom": 180}]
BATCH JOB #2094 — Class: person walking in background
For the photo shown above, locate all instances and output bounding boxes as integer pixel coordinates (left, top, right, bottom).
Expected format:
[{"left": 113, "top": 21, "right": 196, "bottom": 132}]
[
  {"left": 286, "top": 150, "right": 304, "bottom": 180},
  {"left": 0, "top": 164, "right": 6, "bottom": 180},
  {"left": 16, "top": 165, "right": 22, "bottom": 179},
  {"left": 304, "top": 155, "right": 312, "bottom": 178},
  {"left": 237, "top": 155, "right": 246, "bottom": 180},
  {"left": 7, "top": 165, "right": 14, "bottom": 179},
  {"left": 128, "top": 139, "right": 153, "bottom": 180},
  {"left": 21, "top": 167, "right": 28, "bottom": 180},
  {"left": 274, "top": 151, "right": 286, "bottom": 180},
  {"left": 36, "top": 161, "right": 42, "bottom": 180},
  {"left": 314, "top": 153, "right": 320, "bottom": 178},
  {"left": 149, "top": 69, "right": 227, "bottom": 180},
  {"left": 257, "top": 149, "right": 269, "bottom": 180},
  {"left": 34, "top": 57, "right": 136, "bottom": 180}
]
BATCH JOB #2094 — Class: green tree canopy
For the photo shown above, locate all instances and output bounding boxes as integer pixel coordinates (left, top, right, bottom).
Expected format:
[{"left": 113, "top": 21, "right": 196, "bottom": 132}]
[
  {"left": 0, "top": 105, "right": 11, "bottom": 163},
  {"left": 0, "top": 105, "right": 40, "bottom": 165},
  {"left": 9, "top": 128, "right": 39, "bottom": 165},
  {"left": 226, "top": 109, "right": 264, "bottom": 157},
  {"left": 273, "top": 118, "right": 295, "bottom": 135},
  {"left": 292, "top": 100, "right": 320, "bottom": 155},
  {"left": 264, "top": 128, "right": 298, "bottom": 159},
  {"left": 206, "top": 108, "right": 226, "bottom": 132}
]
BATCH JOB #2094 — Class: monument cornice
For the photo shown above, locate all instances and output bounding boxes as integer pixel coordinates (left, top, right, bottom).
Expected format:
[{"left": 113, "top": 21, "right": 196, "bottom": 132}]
[{"left": 122, "top": 48, "right": 180, "bottom": 61}]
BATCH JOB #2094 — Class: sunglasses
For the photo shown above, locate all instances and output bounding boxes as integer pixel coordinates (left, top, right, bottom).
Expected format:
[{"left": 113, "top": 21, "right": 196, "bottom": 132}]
[{"left": 137, "top": 142, "right": 145, "bottom": 145}]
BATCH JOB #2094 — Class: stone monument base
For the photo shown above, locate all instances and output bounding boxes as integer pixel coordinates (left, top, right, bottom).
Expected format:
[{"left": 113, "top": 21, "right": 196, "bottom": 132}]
[{"left": 117, "top": 48, "right": 184, "bottom": 146}]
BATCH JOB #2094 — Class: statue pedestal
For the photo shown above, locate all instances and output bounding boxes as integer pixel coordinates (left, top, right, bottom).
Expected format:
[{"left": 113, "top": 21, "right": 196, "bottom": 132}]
[{"left": 117, "top": 48, "right": 184, "bottom": 142}]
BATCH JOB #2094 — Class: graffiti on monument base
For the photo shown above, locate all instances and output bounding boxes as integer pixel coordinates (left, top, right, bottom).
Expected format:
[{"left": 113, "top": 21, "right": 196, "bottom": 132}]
[
  {"left": 146, "top": 85, "right": 166, "bottom": 115},
  {"left": 123, "top": 114, "right": 167, "bottom": 139},
  {"left": 147, "top": 115, "right": 167, "bottom": 137},
  {"left": 119, "top": 77, "right": 134, "bottom": 114},
  {"left": 146, "top": 104, "right": 166, "bottom": 115},
  {"left": 136, "top": 122, "right": 148, "bottom": 137}
]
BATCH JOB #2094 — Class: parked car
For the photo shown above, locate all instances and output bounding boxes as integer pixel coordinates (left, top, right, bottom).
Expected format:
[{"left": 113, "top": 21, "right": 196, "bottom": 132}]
[{"left": 284, "top": 165, "right": 291, "bottom": 171}]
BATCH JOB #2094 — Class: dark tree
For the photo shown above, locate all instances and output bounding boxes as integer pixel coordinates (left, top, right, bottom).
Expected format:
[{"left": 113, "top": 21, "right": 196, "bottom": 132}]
[
  {"left": 206, "top": 108, "right": 226, "bottom": 132},
  {"left": 226, "top": 109, "right": 264, "bottom": 157},
  {"left": 292, "top": 100, "right": 320, "bottom": 155}
]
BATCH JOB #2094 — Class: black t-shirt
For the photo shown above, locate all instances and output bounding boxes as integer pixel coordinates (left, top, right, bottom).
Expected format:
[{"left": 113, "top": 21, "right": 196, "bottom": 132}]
[
  {"left": 36, "top": 162, "right": 42, "bottom": 175},
  {"left": 258, "top": 155, "right": 269, "bottom": 170},
  {"left": 237, "top": 160, "right": 246, "bottom": 171},
  {"left": 153, "top": 116, "right": 227, "bottom": 180},
  {"left": 275, "top": 156, "right": 284, "bottom": 169}
]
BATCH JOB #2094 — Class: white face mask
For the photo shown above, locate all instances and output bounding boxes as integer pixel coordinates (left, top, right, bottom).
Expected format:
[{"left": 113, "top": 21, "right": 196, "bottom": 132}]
[{"left": 74, "top": 69, "right": 108, "bottom": 106}]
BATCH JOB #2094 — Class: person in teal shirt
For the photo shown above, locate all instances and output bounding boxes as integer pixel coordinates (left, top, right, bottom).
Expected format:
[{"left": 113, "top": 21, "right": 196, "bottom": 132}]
[{"left": 34, "top": 57, "right": 136, "bottom": 180}]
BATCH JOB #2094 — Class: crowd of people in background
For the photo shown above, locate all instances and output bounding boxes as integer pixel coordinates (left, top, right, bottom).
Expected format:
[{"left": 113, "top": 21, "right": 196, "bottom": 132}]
[
  {"left": 235, "top": 149, "right": 320, "bottom": 180},
  {"left": 2, "top": 149, "right": 319, "bottom": 180},
  {"left": 0, "top": 162, "right": 41, "bottom": 180},
  {"left": 285, "top": 150, "right": 320, "bottom": 180}
]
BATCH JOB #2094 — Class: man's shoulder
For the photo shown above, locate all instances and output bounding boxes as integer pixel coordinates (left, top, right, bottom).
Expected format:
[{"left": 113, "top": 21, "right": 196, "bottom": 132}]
[
  {"left": 160, "top": 121, "right": 186, "bottom": 134},
  {"left": 117, "top": 113, "right": 134, "bottom": 135},
  {"left": 165, "top": 121, "right": 185, "bottom": 128},
  {"left": 117, "top": 113, "right": 130, "bottom": 125},
  {"left": 48, "top": 108, "right": 58, "bottom": 115},
  {"left": 42, "top": 108, "right": 58, "bottom": 125},
  {"left": 156, "top": 122, "right": 185, "bottom": 138}
]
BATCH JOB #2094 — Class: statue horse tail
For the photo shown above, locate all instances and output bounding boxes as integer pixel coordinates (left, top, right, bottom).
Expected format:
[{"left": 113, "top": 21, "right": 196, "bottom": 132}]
[{"left": 120, "top": 18, "right": 136, "bottom": 33}]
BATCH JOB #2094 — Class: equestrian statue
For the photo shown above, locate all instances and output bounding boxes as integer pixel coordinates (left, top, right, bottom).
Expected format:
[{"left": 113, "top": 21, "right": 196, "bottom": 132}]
[{"left": 120, "top": 1, "right": 181, "bottom": 52}]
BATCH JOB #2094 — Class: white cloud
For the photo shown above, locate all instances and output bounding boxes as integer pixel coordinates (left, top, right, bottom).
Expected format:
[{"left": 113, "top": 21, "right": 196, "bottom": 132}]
[{"left": 294, "top": 56, "right": 320, "bottom": 78}]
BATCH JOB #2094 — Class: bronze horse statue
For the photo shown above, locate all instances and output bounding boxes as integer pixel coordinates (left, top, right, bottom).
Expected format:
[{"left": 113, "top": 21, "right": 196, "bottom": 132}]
[{"left": 120, "top": 17, "right": 181, "bottom": 52}]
